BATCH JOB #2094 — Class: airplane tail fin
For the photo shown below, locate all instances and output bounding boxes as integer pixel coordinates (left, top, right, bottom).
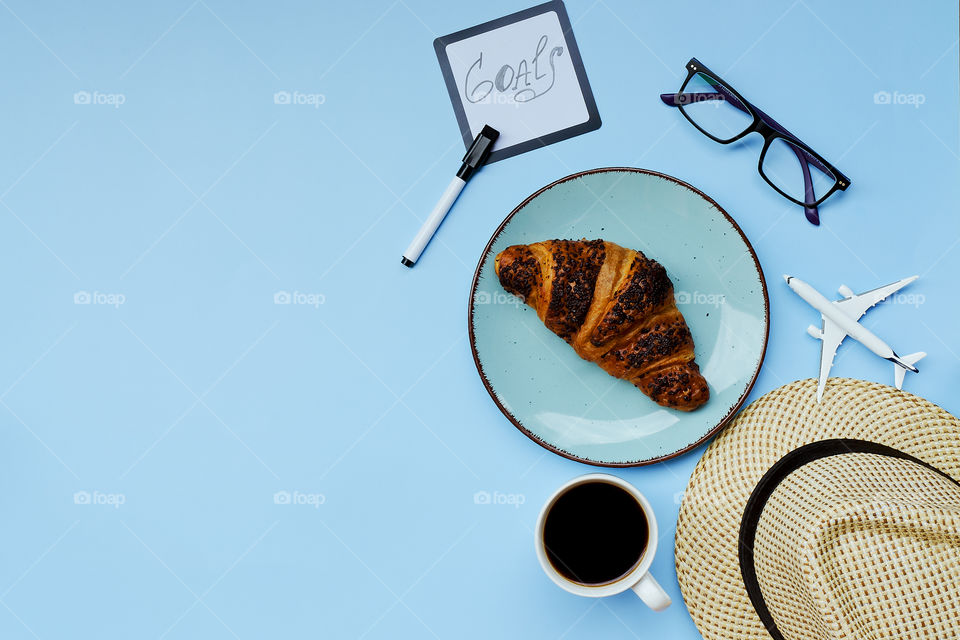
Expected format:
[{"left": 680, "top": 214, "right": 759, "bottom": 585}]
[{"left": 893, "top": 352, "right": 926, "bottom": 390}]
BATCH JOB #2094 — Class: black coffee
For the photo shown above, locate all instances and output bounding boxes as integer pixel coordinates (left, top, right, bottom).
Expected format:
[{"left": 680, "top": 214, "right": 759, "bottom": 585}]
[{"left": 543, "top": 481, "right": 648, "bottom": 585}]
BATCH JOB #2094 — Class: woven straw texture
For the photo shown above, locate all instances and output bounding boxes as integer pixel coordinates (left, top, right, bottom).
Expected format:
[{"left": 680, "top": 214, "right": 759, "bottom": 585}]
[
  {"left": 755, "top": 453, "right": 960, "bottom": 639},
  {"left": 675, "top": 378, "right": 960, "bottom": 640}
]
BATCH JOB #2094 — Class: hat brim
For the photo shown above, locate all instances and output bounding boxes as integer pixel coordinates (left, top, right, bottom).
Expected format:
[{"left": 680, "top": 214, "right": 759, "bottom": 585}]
[{"left": 675, "top": 378, "right": 960, "bottom": 640}]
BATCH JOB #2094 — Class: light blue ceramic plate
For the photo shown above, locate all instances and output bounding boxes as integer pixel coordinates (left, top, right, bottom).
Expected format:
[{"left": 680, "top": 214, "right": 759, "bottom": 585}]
[{"left": 469, "top": 168, "right": 769, "bottom": 466}]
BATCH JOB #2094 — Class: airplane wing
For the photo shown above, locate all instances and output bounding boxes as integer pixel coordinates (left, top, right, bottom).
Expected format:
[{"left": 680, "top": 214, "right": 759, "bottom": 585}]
[
  {"left": 816, "top": 317, "right": 848, "bottom": 403},
  {"left": 832, "top": 276, "right": 918, "bottom": 322}
]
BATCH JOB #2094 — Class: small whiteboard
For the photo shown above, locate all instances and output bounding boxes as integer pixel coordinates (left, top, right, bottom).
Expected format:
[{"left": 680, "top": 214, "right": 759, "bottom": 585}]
[{"left": 435, "top": 1, "right": 601, "bottom": 163}]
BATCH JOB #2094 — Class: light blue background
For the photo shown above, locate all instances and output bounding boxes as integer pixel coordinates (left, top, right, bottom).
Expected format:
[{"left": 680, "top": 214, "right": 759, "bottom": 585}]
[{"left": 0, "top": 1, "right": 957, "bottom": 638}]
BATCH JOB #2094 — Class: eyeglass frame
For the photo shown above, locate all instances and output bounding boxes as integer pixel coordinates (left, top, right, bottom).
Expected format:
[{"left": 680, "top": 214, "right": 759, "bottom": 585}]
[{"left": 660, "top": 58, "right": 851, "bottom": 226}]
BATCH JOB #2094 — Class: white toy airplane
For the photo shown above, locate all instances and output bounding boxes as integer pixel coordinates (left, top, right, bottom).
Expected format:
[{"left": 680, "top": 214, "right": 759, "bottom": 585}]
[{"left": 784, "top": 275, "right": 926, "bottom": 402}]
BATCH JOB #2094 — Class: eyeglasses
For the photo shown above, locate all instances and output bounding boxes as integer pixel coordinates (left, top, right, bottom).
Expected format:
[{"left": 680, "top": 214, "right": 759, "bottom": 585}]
[{"left": 661, "top": 58, "right": 850, "bottom": 226}]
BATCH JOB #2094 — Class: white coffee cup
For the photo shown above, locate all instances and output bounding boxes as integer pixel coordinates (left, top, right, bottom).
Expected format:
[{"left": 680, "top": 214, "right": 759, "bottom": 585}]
[{"left": 534, "top": 473, "right": 671, "bottom": 611}]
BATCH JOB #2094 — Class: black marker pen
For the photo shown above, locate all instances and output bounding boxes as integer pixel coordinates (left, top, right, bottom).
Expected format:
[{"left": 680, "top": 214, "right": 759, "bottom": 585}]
[{"left": 401, "top": 125, "right": 499, "bottom": 267}]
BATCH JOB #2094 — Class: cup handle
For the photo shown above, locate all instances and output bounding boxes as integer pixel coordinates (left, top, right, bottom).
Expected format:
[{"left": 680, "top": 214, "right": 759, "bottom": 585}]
[{"left": 631, "top": 572, "right": 671, "bottom": 611}]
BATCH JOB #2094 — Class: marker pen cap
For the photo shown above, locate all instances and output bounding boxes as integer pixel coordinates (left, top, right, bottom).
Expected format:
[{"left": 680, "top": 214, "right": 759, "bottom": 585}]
[{"left": 456, "top": 125, "right": 499, "bottom": 181}]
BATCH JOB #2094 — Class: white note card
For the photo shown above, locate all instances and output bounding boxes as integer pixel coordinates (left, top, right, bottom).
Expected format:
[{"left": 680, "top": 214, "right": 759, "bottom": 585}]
[{"left": 435, "top": 1, "right": 601, "bottom": 163}]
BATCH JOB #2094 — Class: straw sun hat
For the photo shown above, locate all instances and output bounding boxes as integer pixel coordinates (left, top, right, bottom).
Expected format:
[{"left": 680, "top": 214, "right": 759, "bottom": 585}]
[{"left": 675, "top": 377, "right": 960, "bottom": 640}]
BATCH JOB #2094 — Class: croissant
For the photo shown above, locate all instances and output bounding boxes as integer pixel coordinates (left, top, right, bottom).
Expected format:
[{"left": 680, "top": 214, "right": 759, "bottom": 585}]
[{"left": 494, "top": 239, "right": 709, "bottom": 411}]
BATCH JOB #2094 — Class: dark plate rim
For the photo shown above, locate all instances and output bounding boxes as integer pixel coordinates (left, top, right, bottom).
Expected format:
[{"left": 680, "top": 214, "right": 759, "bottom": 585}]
[{"left": 467, "top": 167, "right": 771, "bottom": 467}]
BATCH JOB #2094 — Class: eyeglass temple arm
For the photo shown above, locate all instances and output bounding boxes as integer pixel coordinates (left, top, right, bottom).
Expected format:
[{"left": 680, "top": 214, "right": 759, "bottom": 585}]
[{"left": 661, "top": 91, "right": 821, "bottom": 224}]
